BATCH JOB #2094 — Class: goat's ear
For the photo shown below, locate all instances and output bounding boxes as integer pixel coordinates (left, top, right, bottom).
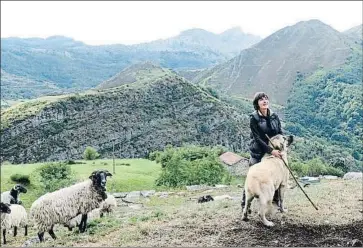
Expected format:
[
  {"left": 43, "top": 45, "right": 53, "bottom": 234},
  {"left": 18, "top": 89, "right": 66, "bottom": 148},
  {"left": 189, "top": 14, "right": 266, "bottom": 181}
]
[{"left": 286, "top": 135, "right": 294, "bottom": 146}]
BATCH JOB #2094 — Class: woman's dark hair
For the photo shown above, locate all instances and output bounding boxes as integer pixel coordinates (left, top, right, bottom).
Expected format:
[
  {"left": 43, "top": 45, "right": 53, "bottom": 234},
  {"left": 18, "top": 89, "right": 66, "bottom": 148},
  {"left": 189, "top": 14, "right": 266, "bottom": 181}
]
[{"left": 253, "top": 92, "right": 269, "bottom": 110}]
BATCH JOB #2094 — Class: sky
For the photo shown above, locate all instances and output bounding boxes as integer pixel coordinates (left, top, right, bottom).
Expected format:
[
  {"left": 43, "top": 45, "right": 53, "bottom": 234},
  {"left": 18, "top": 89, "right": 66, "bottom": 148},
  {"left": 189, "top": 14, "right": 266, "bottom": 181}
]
[{"left": 1, "top": 1, "right": 362, "bottom": 45}]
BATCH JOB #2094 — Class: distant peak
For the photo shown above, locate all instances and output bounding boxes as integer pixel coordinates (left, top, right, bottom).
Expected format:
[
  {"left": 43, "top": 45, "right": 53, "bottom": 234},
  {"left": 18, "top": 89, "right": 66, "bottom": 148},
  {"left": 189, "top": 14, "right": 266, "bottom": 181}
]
[
  {"left": 127, "top": 61, "right": 161, "bottom": 69},
  {"left": 46, "top": 35, "right": 75, "bottom": 41},
  {"left": 221, "top": 26, "right": 243, "bottom": 34},
  {"left": 179, "top": 28, "right": 213, "bottom": 36},
  {"left": 294, "top": 19, "right": 331, "bottom": 28}
]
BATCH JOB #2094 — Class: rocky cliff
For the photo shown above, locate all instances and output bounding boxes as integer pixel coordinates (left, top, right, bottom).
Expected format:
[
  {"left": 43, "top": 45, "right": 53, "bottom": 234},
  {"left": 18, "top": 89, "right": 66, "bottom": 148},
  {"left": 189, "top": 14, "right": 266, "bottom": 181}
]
[{"left": 1, "top": 75, "right": 250, "bottom": 164}]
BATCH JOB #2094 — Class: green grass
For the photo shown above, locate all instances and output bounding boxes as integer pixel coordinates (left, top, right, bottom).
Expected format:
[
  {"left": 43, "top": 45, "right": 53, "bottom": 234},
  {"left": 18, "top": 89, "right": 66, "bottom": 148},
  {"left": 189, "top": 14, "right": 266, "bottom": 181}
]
[{"left": 0, "top": 158, "right": 161, "bottom": 210}]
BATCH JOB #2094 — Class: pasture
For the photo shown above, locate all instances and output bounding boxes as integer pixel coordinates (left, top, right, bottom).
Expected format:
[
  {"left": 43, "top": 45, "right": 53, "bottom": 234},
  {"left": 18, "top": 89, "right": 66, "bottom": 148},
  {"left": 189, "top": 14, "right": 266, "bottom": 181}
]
[{"left": 0, "top": 159, "right": 362, "bottom": 247}]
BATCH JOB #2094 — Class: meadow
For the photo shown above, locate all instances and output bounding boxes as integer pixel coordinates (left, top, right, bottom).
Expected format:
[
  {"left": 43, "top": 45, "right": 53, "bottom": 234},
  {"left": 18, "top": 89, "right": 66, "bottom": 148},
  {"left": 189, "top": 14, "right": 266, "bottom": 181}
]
[{"left": 1, "top": 159, "right": 361, "bottom": 247}]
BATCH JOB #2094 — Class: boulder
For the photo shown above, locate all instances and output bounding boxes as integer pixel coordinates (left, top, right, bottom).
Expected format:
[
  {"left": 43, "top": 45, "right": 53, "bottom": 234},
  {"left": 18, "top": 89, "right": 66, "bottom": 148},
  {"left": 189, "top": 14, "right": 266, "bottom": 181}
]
[{"left": 343, "top": 172, "right": 362, "bottom": 180}]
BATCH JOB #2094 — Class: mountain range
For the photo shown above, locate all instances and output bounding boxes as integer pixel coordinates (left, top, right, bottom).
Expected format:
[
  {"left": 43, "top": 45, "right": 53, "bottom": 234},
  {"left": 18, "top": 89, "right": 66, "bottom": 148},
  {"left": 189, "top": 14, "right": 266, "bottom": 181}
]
[
  {"left": 1, "top": 20, "right": 362, "bottom": 167},
  {"left": 1, "top": 27, "right": 261, "bottom": 101},
  {"left": 192, "top": 20, "right": 360, "bottom": 105}
]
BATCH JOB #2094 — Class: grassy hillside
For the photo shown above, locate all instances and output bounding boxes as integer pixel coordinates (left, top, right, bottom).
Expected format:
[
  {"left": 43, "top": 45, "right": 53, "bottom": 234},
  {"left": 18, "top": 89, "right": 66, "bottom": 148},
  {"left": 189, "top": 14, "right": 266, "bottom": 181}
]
[
  {"left": 96, "top": 62, "right": 174, "bottom": 90},
  {"left": 0, "top": 69, "right": 68, "bottom": 100},
  {"left": 192, "top": 20, "right": 354, "bottom": 105},
  {"left": 284, "top": 46, "right": 362, "bottom": 167}
]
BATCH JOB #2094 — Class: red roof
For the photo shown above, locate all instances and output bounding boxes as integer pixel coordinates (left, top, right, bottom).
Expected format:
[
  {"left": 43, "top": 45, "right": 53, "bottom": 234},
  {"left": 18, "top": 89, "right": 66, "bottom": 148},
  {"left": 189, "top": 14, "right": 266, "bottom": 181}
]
[{"left": 219, "top": 152, "right": 245, "bottom": 166}]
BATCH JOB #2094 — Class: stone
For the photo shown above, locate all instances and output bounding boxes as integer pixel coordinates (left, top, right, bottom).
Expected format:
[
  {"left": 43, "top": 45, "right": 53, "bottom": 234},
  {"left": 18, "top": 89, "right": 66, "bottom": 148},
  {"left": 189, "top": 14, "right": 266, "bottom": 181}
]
[
  {"left": 343, "top": 172, "right": 363, "bottom": 180},
  {"left": 140, "top": 190, "right": 155, "bottom": 197},
  {"left": 215, "top": 184, "right": 228, "bottom": 189},
  {"left": 323, "top": 175, "right": 338, "bottom": 180},
  {"left": 186, "top": 185, "right": 213, "bottom": 191},
  {"left": 112, "top": 192, "right": 128, "bottom": 198},
  {"left": 126, "top": 191, "right": 141, "bottom": 199}
]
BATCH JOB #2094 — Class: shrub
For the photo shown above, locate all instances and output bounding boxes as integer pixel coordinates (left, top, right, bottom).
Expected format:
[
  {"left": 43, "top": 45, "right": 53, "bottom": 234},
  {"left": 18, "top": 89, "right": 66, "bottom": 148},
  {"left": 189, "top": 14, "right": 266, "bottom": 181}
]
[
  {"left": 10, "top": 173, "right": 30, "bottom": 185},
  {"left": 83, "top": 146, "right": 100, "bottom": 160},
  {"left": 148, "top": 151, "right": 161, "bottom": 161},
  {"left": 32, "top": 162, "right": 77, "bottom": 192},
  {"left": 290, "top": 158, "right": 344, "bottom": 177},
  {"left": 155, "top": 145, "right": 231, "bottom": 188},
  {"left": 324, "top": 166, "right": 344, "bottom": 177}
]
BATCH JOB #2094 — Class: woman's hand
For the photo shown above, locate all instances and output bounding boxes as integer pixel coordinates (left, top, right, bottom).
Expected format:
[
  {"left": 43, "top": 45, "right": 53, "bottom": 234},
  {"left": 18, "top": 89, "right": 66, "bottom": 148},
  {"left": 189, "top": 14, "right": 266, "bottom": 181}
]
[{"left": 271, "top": 149, "right": 282, "bottom": 159}]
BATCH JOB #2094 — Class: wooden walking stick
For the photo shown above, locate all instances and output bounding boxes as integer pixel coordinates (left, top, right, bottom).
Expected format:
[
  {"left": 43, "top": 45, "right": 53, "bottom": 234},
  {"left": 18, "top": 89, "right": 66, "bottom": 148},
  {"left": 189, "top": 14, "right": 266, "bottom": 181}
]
[{"left": 266, "top": 134, "right": 319, "bottom": 211}]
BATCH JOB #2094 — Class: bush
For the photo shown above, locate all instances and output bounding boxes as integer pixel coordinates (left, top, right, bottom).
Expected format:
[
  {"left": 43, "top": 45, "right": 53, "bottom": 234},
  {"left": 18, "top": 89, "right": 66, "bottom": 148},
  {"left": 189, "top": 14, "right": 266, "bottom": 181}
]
[
  {"left": 290, "top": 158, "right": 344, "bottom": 177},
  {"left": 148, "top": 151, "right": 161, "bottom": 161},
  {"left": 83, "top": 146, "right": 100, "bottom": 160},
  {"left": 10, "top": 173, "right": 30, "bottom": 185},
  {"left": 32, "top": 162, "right": 77, "bottom": 192},
  {"left": 155, "top": 145, "right": 231, "bottom": 188}
]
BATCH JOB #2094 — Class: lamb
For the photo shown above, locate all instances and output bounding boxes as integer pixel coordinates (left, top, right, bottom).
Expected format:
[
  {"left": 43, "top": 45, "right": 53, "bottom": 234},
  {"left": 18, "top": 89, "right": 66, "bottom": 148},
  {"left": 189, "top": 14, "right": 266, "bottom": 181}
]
[
  {"left": 64, "top": 193, "right": 118, "bottom": 231},
  {"left": 1, "top": 204, "right": 28, "bottom": 245},
  {"left": 29, "top": 169, "right": 112, "bottom": 242},
  {"left": 64, "top": 208, "right": 102, "bottom": 231},
  {"left": 100, "top": 193, "right": 117, "bottom": 216},
  {"left": 1, "top": 184, "right": 28, "bottom": 205}
]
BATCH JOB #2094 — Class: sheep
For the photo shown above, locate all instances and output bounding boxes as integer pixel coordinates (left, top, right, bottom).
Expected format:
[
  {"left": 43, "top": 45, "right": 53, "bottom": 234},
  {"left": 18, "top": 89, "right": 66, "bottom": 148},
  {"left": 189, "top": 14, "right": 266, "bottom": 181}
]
[
  {"left": 0, "top": 202, "right": 12, "bottom": 245},
  {"left": 29, "top": 169, "right": 112, "bottom": 242},
  {"left": 1, "top": 204, "right": 28, "bottom": 245},
  {"left": 1, "top": 184, "right": 28, "bottom": 205},
  {"left": 64, "top": 208, "right": 102, "bottom": 231},
  {"left": 64, "top": 193, "right": 118, "bottom": 231},
  {"left": 0, "top": 202, "right": 11, "bottom": 214},
  {"left": 100, "top": 193, "right": 117, "bottom": 217}
]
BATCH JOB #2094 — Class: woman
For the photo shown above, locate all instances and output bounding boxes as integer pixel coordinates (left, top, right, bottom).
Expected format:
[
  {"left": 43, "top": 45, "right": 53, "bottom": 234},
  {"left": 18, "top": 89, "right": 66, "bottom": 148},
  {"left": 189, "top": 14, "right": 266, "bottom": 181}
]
[{"left": 241, "top": 92, "right": 283, "bottom": 208}]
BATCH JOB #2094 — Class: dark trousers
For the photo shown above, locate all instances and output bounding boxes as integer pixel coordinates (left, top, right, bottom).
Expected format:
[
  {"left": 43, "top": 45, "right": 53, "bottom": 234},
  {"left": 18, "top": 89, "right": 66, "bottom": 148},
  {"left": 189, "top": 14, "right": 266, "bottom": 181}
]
[{"left": 241, "top": 156, "right": 280, "bottom": 207}]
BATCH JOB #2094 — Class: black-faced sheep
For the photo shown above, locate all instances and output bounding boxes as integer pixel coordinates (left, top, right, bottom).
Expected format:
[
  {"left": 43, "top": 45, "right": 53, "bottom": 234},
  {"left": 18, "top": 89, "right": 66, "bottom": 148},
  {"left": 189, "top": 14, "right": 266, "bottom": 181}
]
[
  {"left": 1, "top": 184, "right": 27, "bottom": 205},
  {"left": 0, "top": 202, "right": 12, "bottom": 245},
  {"left": 1, "top": 204, "right": 28, "bottom": 244},
  {"left": 0, "top": 202, "right": 11, "bottom": 214},
  {"left": 29, "top": 169, "right": 112, "bottom": 242}
]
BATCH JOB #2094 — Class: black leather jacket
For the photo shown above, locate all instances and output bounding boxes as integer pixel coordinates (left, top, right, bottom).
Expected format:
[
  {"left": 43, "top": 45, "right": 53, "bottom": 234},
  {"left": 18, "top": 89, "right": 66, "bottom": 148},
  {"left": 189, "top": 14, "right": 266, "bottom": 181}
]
[{"left": 248, "top": 110, "right": 282, "bottom": 159}]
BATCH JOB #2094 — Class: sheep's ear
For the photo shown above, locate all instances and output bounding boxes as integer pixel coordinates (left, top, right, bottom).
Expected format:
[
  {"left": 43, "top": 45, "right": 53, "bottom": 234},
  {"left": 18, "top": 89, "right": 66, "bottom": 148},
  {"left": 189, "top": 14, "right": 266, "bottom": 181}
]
[{"left": 102, "top": 169, "right": 112, "bottom": 177}]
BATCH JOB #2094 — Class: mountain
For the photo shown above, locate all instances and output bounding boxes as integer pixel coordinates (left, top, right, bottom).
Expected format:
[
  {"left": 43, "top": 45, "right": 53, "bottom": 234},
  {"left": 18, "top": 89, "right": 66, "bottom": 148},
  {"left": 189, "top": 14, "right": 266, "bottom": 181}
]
[
  {"left": 192, "top": 20, "right": 354, "bottom": 105},
  {"left": 175, "top": 68, "right": 206, "bottom": 81},
  {"left": 284, "top": 45, "right": 362, "bottom": 162},
  {"left": 0, "top": 74, "right": 251, "bottom": 164},
  {"left": 0, "top": 69, "right": 69, "bottom": 100},
  {"left": 96, "top": 62, "right": 174, "bottom": 90},
  {"left": 343, "top": 24, "right": 362, "bottom": 43},
  {"left": 133, "top": 27, "right": 261, "bottom": 58},
  {"left": 1, "top": 28, "right": 261, "bottom": 101}
]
